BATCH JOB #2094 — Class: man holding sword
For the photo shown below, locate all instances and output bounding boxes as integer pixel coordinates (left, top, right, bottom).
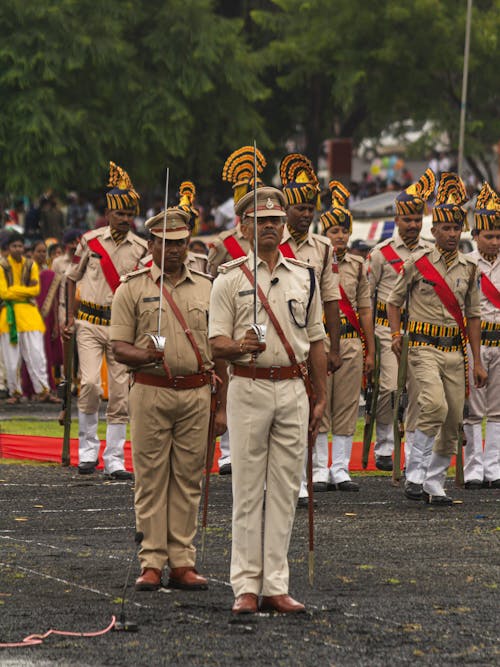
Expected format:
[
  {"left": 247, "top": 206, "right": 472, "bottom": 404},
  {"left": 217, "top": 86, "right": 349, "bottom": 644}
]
[{"left": 209, "top": 186, "right": 326, "bottom": 615}]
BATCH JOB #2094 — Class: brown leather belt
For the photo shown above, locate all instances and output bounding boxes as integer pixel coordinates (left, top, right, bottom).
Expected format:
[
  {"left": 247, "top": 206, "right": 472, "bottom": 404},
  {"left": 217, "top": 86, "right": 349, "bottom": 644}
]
[
  {"left": 231, "top": 364, "right": 302, "bottom": 381},
  {"left": 133, "top": 371, "right": 209, "bottom": 390}
]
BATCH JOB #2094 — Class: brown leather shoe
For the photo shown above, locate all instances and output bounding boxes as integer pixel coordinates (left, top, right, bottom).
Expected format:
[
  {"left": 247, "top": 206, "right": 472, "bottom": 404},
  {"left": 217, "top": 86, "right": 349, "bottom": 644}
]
[
  {"left": 232, "top": 593, "right": 258, "bottom": 615},
  {"left": 260, "top": 594, "right": 306, "bottom": 614},
  {"left": 167, "top": 567, "right": 208, "bottom": 590},
  {"left": 135, "top": 567, "right": 162, "bottom": 591}
]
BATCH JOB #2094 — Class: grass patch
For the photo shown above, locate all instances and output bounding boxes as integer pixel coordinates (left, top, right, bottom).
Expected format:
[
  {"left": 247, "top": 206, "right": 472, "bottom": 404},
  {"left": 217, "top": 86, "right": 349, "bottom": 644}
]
[{"left": 0, "top": 419, "right": 130, "bottom": 440}]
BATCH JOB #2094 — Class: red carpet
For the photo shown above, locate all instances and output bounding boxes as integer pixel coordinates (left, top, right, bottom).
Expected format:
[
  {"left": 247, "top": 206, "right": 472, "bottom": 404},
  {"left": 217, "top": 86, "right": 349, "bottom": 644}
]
[{"left": 0, "top": 433, "right": 414, "bottom": 472}]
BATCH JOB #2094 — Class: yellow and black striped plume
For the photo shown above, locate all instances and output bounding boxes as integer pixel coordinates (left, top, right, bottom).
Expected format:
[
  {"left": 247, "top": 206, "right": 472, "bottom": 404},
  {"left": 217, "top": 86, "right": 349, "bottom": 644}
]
[
  {"left": 474, "top": 182, "right": 500, "bottom": 231},
  {"left": 395, "top": 168, "right": 435, "bottom": 216},
  {"left": 432, "top": 172, "right": 468, "bottom": 228},
  {"left": 320, "top": 180, "right": 352, "bottom": 233},
  {"left": 106, "top": 161, "right": 140, "bottom": 214},
  {"left": 280, "top": 153, "right": 320, "bottom": 208},
  {"left": 177, "top": 181, "right": 199, "bottom": 234},
  {"left": 222, "top": 146, "right": 266, "bottom": 204}
]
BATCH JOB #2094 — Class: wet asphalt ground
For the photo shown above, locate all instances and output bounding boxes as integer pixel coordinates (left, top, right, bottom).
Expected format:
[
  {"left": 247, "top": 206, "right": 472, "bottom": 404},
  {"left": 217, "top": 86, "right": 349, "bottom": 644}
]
[{"left": 0, "top": 461, "right": 498, "bottom": 666}]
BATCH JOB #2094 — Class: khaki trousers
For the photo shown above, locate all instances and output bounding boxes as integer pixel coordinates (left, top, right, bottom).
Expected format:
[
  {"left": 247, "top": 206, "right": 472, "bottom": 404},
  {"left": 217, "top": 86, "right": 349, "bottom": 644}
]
[
  {"left": 321, "top": 337, "right": 363, "bottom": 435},
  {"left": 129, "top": 381, "right": 211, "bottom": 571},
  {"left": 375, "top": 324, "right": 398, "bottom": 425},
  {"left": 408, "top": 346, "right": 465, "bottom": 456},
  {"left": 76, "top": 319, "right": 128, "bottom": 422},
  {"left": 228, "top": 376, "right": 309, "bottom": 597}
]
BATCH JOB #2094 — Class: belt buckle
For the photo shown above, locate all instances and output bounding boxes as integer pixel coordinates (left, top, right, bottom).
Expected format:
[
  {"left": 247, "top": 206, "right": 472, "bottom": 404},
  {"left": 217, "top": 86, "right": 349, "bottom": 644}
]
[
  {"left": 173, "top": 375, "right": 185, "bottom": 389},
  {"left": 269, "top": 365, "right": 281, "bottom": 381}
]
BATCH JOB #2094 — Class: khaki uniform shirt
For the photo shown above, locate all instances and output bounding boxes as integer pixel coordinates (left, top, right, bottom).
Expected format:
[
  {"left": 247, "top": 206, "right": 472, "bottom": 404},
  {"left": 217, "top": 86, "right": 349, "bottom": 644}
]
[
  {"left": 51, "top": 254, "right": 71, "bottom": 278},
  {"left": 51, "top": 253, "right": 71, "bottom": 326},
  {"left": 207, "top": 225, "right": 250, "bottom": 277},
  {"left": 387, "top": 247, "right": 480, "bottom": 326},
  {"left": 66, "top": 227, "right": 147, "bottom": 307},
  {"left": 469, "top": 249, "right": 500, "bottom": 324},
  {"left": 110, "top": 263, "right": 213, "bottom": 376},
  {"left": 366, "top": 231, "right": 433, "bottom": 302},
  {"left": 339, "top": 253, "right": 372, "bottom": 312},
  {"left": 209, "top": 252, "right": 325, "bottom": 367},
  {"left": 280, "top": 226, "right": 340, "bottom": 302}
]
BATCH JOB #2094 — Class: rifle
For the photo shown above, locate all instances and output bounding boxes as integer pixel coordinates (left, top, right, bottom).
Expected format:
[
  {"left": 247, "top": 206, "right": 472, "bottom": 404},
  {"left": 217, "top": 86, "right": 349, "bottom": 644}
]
[
  {"left": 392, "top": 288, "right": 410, "bottom": 485},
  {"left": 455, "top": 403, "right": 468, "bottom": 487},
  {"left": 59, "top": 282, "right": 75, "bottom": 466},
  {"left": 362, "top": 290, "right": 380, "bottom": 469}
]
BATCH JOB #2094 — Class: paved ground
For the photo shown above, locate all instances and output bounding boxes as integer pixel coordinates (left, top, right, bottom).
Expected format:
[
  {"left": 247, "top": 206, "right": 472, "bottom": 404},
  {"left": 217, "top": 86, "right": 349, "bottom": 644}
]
[{"left": 0, "top": 463, "right": 498, "bottom": 666}]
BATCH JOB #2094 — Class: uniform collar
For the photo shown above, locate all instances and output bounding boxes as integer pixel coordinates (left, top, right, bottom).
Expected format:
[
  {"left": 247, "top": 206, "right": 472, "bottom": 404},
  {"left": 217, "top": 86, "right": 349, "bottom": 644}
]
[
  {"left": 431, "top": 246, "right": 466, "bottom": 266},
  {"left": 247, "top": 249, "right": 291, "bottom": 272},
  {"left": 393, "top": 230, "right": 425, "bottom": 249},
  {"left": 102, "top": 226, "right": 133, "bottom": 244},
  {"left": 281, "top": 225, "right": 314, "bottom": 248}
]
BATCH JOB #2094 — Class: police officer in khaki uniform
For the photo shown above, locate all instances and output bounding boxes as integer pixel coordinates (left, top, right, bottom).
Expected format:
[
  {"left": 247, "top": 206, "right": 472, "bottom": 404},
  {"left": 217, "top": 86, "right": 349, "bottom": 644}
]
[
  {"left": 463, "top": 183, "right": 500, "bottom": 489},
  {"left": 388, "top": 173, "right": 487, "bottom": 505},
  {"left": 209, "top": 187, "right": 326, "bottom": 615},
  {"left": 313, "top": 182, "right": 375, "bottom": 491},
  {"left": 111, "top": 208, "right": 226, "bottom": 591},
  {"left": 139, "top": 181, "right": 210, "bottom": 276},
  {"left": 279, "top": 153, "right": 341, "bottom": 504},
  {"left": 366, "top": 169, "right": 435, "bottom": 470},
  {"left": 64, "top": 163, "right": 147, "bottom": 478},
  {"left": 207, "top": 147, "right": 266, "bottom": 475}
]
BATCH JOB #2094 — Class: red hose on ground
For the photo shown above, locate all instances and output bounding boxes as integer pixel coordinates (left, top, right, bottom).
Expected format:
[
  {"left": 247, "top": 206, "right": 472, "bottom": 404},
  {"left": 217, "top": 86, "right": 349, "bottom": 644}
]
[{"left": 0, "top": 615, "right": 116, "bottom": 648}]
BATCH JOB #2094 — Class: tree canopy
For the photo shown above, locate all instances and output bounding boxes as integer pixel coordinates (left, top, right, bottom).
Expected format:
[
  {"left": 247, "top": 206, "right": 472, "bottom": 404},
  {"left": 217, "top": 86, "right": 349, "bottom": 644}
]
[{"left": 0, "top": 0, "right": 499, "bottom": 196}]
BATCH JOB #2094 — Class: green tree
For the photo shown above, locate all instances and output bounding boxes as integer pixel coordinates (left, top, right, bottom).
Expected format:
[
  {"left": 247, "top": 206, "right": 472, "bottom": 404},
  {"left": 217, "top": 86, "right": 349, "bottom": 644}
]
[
  {"left": 0, "top": 0, "right": 268, "bottom": 197},
  {"left": 251, "top": 0, "right": 500, "bottom": 180}
]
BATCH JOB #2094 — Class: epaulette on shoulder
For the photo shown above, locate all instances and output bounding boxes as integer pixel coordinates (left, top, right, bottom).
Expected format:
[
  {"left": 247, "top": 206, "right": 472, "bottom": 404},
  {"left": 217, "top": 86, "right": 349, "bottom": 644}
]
[
  {"left": 218, "top": 228, "right": 238, "bottom": 241},
  {"left": 312, "top": 233, "right": 331, "bottom": 247},
  {"left": 130, "top": 232, "right": 148, "bottom": 247},
  {"left": 218, "top": 255, "right": 248, "bottom": 274},
  {"left": 463, "top": 253, "right": 478, "bottom": 265},
  {"left": 120, "top": 266, "right": 150, "bottom": 283},
  {"left": 82, "top": 228, "right": 102, "bottom": 241},
  {"left": 284, "top": 256, "right": 310, "bottom": 270},
  {"left": 347, "top": 253, "right": 364, "bottom": 265},
  {"left": 190, "top": 268, "right": 213, "bottom": 281},
  {"left": 412, "top": 247, "right": 432, "bottom": 262}
]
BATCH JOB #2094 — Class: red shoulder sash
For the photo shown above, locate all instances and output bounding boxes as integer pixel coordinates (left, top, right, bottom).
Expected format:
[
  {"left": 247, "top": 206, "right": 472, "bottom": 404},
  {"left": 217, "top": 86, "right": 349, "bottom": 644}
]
[
  {"left": 414, "top": 255, "right": 467, "bottom": 339},
  {"left": 380, "top": 244, "right": 404, "bottom": 274},
  {"left": 87, "top": 237, "right": 121, "bottom": 294},
  {"left": 222, "top": 235, "right": 246, "bottom": 259},
  {"left": 339, "top": 285, "right": 364, "bottom": 340},
  {"left": 278, "top": 241, "right": 296, "bottom": 259},
  {"left": 480, "top": 273, "right": 500, "bottom": 310}
]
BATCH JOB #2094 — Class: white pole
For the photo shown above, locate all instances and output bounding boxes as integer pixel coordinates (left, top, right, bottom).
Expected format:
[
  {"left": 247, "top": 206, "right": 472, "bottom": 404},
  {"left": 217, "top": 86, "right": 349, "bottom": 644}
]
[
  {"left": 458, "top": 0, "right": 473, "bottom": 177},
  {"left": 158, "top": 167, "right": 169, "bottom": 338}
]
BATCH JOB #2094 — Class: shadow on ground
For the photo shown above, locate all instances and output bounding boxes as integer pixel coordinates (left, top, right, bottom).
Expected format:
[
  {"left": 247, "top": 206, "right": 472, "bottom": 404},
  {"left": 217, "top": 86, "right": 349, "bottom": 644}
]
[{"left": 0, "top": 464, "right": 498, "bottom": 666}]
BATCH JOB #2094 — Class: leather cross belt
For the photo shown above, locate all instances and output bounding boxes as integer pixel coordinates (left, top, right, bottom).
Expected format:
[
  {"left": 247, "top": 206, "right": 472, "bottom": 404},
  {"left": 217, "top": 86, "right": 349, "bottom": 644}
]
[
  {"left": 133, "top": 371, "right": 209, "bottom": 390},
  {"left": 231, "top": 364, "right": 302, "bottom": 381}
]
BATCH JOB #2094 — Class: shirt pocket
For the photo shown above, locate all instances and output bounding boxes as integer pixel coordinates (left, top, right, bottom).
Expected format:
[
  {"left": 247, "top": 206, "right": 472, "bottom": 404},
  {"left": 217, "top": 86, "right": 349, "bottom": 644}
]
[
  {"left": 137, "top": 299, "right": 164, "bottom": 334},
  {"left": 285, "top": 289, "right": 309, "bottom": 328},
  {"left": 187, "top": 300, "right": 208, "bottom": 332},
  {"left": 236, "top": 294, "right": 263, "bottom": 326},
  {"left": 453, "top": 277, "right": 468, "bottom": 305}
]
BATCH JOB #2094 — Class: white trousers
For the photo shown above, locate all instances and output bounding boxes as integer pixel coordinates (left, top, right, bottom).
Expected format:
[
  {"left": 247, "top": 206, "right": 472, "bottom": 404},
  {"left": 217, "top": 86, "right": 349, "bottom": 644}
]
[
  {"left": 463, "top": 422, "right": 500, "bottom": 483},
  {"left": 78, "top": 412, "right": 126, "bottom": 475},
  {"left": 0, "top": 331, "right": 50, "bottom": 395}
]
